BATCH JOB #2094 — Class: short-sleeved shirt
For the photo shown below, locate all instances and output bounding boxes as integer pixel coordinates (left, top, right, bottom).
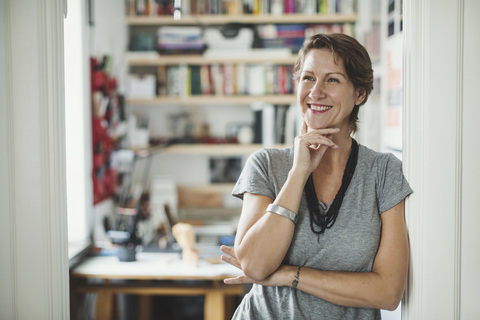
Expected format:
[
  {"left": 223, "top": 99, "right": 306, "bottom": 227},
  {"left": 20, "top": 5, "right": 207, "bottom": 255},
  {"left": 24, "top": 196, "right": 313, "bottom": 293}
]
[{"left": 231, "top": 144, "right": 413, "bottom": 320}]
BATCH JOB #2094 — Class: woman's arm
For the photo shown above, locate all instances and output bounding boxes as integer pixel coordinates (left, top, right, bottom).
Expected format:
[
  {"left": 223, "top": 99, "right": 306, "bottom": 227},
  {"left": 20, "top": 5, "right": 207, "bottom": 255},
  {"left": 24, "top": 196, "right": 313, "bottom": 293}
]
[
  {"left": 234, "top": 127, "right": 339, "bottom": 281},
  {"left": 233, "top": 175, "right": 304, "bottom": 282},
  {"left": 224, "top": 200, "right": 409, "bottom": 311}
]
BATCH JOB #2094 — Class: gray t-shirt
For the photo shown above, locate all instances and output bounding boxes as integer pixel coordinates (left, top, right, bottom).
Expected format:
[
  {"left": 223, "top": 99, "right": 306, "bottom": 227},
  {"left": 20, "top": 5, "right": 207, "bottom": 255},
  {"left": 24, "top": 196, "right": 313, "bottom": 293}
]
[{"left": 231, "top": 144, "right": 413, "bottom": 320}]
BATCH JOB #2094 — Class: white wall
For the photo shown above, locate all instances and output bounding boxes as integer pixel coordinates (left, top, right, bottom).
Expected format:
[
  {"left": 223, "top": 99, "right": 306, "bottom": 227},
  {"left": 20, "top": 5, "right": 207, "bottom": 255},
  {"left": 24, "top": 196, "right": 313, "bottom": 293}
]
[{"left": 92, "top": 0, "right": 128, "bottom": 92}]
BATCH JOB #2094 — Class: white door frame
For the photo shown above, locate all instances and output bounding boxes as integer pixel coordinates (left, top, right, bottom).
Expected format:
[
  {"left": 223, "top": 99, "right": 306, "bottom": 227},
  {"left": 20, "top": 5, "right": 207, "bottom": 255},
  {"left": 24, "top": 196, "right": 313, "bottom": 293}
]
[
  {"left": 0, "top": 0, "right": 69, "bottom": 319},
  {"left": 403, "top": 0, "right": 480, "bottom": 319}
]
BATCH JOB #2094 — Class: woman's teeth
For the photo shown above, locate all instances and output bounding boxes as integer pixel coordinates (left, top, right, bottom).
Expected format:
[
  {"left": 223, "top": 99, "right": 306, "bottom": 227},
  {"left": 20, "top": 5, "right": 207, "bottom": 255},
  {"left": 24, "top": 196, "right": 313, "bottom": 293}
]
[{"left": 310, "top": 105, "right": 332, "bottom": 111}]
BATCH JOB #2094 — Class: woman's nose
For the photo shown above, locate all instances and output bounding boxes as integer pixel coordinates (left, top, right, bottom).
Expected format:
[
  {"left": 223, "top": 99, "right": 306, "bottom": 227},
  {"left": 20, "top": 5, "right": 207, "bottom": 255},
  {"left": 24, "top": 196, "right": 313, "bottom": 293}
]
[{"left": 309, "top": 81, "right": 326, "bottom": 100}]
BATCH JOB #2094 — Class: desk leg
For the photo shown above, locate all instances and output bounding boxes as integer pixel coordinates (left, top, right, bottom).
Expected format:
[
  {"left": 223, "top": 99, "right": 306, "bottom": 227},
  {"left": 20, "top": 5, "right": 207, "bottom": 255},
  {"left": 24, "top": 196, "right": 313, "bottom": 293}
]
[
  {"left": 224, "top": 294, "right": 236, "bottom": 319},
  {"left": 204, "top": 290, "right": 225, "bottom": 320},
  {"left": 95, "top": 289, "right": 114, "bottom": 320},
  {"left": 138, "top": 295, "right": 151, "bottom": 320}
]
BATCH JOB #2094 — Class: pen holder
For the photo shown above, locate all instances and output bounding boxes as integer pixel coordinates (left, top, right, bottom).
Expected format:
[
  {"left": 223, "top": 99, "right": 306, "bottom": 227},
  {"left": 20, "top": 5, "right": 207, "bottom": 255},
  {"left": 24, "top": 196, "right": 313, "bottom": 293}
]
[{"left": 118, "top": 244, "right": 136, "bottom": 262}]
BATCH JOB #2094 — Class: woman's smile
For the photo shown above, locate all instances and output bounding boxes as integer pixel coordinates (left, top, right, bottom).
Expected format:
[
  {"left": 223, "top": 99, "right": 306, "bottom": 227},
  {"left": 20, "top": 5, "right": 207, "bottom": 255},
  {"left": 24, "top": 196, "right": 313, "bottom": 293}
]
[{"left": 308, "top": 103, "right": 333, "bottom": 112}]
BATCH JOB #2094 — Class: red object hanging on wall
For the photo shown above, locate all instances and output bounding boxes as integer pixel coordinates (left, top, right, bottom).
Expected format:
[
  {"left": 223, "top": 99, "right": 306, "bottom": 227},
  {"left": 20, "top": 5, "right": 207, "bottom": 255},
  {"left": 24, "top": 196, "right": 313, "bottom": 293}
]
[{"left": 90, "top": 56, "right": 123, "bottom": 205}]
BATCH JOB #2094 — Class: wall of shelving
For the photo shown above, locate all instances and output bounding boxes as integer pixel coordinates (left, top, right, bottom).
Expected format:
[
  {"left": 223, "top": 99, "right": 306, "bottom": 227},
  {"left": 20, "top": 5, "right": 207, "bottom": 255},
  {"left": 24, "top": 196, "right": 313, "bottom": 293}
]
[
  {"left": 122, "top": 1, "right": 364, "bottom": 221},
  {"left": 90, "top": 0, "right": 390, "bottom": 222}
]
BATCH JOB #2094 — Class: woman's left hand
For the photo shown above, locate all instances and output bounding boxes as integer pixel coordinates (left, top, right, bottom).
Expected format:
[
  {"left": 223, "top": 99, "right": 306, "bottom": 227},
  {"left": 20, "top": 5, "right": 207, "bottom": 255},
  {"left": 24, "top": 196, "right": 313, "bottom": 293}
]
[{"left": 220, "top": 245, "right": 290, "bottom": 287}]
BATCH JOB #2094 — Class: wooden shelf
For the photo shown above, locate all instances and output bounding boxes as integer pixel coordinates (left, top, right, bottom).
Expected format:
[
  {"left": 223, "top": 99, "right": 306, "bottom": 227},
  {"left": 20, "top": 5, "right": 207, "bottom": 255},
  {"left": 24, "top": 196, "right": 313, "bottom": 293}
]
[
  {"left": 126, "top": 13, "right": 357, "bottom": 25},
  {"left": 132, "top": 143, "right": 288, "bottom": 157},
  {"left": 127, "top": 94, "right": 296, "bottom": 105},
  {"left": 178, "top": 183, "right": 235, "bottom": 208},
  {"left": 127, "top": 54, "right": 298, "bottom": 66},
  {"left": 163, "top": 143, "right": 287, "bottom": 156}
]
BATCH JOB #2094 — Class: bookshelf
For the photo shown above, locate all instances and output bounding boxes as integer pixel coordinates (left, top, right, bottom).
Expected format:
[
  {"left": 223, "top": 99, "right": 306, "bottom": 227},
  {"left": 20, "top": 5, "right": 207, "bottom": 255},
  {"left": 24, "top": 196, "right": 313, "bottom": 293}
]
[
  {"left": 163, "top": 143, "right": 286, "bottom": 155},
  {"left": 124, "top": 1, "right": 358, "bottom": 153},
  {"left": 132, "top": 143, "right": 285, "bottom": 157},
  {"left": 120, "top": 1, "right": 359, "bottom": 216},
  {"left": 125, "top": 3, "right": 358, "bottom": 107},
  {"left": 126, "top": 54, "right": 298, "bottom": 65},
  {"left": 126, "top": 13, "right": 357, "bottom": 25},
  {"left": 127, "top": 95, "right": 296, "bottom": 105}
]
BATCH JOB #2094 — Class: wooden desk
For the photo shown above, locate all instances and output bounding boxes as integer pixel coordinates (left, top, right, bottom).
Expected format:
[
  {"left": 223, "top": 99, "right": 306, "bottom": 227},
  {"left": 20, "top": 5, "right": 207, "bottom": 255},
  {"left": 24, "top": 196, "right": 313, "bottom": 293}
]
[{"left": 71, "top": 252, "right": 244, "bottom": 320}]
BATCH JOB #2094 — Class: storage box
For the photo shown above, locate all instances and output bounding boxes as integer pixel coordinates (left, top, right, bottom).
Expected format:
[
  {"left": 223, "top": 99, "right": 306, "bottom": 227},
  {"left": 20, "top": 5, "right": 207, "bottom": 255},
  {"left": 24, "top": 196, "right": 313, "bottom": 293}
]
[
  {"left": 204, "top": 27, "right": 254, "bottom": 51},
  {"left": 127, "top": 74, "right": 156, "bottom": 99},
  {"left": 157, "top": 26, "right": 206, "bottom": 54},
  {"left": 258, "top": 24, "right": 306, "bottom": 53}
]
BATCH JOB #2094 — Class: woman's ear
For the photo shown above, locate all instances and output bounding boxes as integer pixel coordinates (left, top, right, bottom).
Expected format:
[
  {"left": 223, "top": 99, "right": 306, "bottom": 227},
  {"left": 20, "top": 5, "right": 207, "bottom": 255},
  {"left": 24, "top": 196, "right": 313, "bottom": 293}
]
[{"left": 355, "top": 88, "right": 367, "bottom": 106}]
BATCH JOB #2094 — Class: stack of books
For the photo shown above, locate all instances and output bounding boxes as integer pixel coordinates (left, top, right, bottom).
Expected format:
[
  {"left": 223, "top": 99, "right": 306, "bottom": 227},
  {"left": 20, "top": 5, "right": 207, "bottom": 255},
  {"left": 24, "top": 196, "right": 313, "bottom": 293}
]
[{"left": 157, "top": 27, "right": 206, "bottom": 55}]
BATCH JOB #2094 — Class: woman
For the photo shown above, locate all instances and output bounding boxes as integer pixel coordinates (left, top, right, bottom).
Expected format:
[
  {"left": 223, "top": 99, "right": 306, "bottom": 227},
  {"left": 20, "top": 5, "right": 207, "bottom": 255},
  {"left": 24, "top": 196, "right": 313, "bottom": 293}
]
[{"left": 220, "top": 33, "right": 413, "bottom": 319}]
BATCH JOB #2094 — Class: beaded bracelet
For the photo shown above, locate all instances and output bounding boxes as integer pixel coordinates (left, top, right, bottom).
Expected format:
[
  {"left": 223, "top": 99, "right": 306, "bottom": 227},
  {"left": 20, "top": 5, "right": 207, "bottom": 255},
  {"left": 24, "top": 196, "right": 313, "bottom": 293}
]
[{"left": 266, "top": 204, "right": 298, "bottom": 224}]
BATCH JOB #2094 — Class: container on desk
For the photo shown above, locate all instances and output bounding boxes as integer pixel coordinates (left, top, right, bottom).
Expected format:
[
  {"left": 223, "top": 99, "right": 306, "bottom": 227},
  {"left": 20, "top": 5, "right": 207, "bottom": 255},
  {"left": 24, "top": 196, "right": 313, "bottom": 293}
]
[{"left": 118, "top": 245, "right": 136, "bottom": 262}]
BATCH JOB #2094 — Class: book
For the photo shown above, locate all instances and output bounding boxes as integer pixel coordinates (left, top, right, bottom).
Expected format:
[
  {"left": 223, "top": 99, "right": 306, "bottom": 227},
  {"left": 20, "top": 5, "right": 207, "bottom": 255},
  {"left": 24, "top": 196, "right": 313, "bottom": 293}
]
[
  {"left": 284, "top": 103, "right": 299, "bottom": 145},
  {"left": 157, "top": 65, "right": 167, "bottom": 96},
  {"left": 190, "top": 65, "right": 202, "bottom": 95},
  {"left": 261, "top": 103, "right": 276, "bottom": 146},
  {"left": 318, "top": 0, "right": 328, "bottom": 14},
  {"left": 275, "top": 104, "right": 288, "bottom": 144},
  {"left": 251, "top": 102, "right": 263, "bottom": 144},
  {"left": 236, "top": 63, "right": 247, "bottom": 95},
  {"left": 200, "top": 65, "right": 212, "bottom": 95},
  {"left": 223, "top": 63, "right": 235, "bottom": 96},
  {"left": 265, "top": 65, "right": 276, "bottom": 95},
  {"left": 210, "top": 64, "right": 223, "bottom": 95},
  {"left": 247, "top": 64, "right": 266, "bottom": 96},
  {"left": 166, "top": 66, "right": 180, "bottom": 96}
]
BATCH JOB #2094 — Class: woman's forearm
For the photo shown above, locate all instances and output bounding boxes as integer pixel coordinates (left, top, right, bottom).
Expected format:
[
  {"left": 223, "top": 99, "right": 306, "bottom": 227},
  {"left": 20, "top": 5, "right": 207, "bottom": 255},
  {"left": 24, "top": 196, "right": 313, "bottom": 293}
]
[
  {"left": 280, "top": 266, "right": 404, "bottom": 311},
  {"left": 234, "top": 169, "right": 309, "bottom": 281}
]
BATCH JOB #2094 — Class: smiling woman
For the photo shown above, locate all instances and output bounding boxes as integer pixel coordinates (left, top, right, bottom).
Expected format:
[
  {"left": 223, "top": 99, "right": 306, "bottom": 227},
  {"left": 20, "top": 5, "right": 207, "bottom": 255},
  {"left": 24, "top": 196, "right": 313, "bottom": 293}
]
[
  {"left": 1, "top": 1, "right": 478, "bottom": 319},
  {"left": 220, "top": 33, "right": 413, "bottom": 320}
]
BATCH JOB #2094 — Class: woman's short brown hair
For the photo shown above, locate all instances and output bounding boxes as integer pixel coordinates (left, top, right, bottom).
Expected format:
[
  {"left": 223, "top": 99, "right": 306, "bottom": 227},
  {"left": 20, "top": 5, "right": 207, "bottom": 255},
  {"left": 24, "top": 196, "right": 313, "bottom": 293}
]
[{"left": 293, "top": 33, "right": 374, "bottom": 134}]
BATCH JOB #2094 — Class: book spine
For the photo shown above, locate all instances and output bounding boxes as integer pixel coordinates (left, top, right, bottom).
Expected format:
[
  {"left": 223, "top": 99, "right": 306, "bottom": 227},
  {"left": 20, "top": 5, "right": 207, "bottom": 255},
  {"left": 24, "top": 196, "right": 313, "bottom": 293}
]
[
  {"left": 190, "top": 65, "right": 202, "bottom": 95},
  {"left": 252, "top": 103, "right": 263, "bottom": 144},
  {"left": 157, "top": 65, "right": 167, "bottom": 96},
  {"left": 224, "top": 63, "right": 235, "bottom": 96},
  {"left": 262, "top": 104, "right": 276, "bottom": 146}
]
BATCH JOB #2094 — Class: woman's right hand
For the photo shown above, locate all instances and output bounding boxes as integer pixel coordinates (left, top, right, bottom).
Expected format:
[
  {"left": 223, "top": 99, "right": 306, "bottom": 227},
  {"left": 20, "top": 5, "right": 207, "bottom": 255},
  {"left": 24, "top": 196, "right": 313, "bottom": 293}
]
[
  {"left": 221, "top": 245, "right": 292, "bottom": 288},
  {"left": 292, "top": 122, "right": 339, "bottom": 176}
]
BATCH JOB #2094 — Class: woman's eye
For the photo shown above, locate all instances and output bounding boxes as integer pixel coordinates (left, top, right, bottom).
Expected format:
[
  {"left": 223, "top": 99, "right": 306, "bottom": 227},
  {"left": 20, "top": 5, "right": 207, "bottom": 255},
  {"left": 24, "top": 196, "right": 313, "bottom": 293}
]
[
  {"left": 327, "top": 78, "right": 339, "bottom": 83},
  {"left": 302, "top": 75, "right": 314, "bottom": 81}
]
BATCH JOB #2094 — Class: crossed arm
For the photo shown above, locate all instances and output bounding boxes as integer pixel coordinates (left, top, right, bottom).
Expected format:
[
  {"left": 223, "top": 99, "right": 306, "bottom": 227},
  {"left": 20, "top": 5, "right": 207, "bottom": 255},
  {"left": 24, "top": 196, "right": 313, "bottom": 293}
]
[{"left": 222, "top": 196, "right": 409, "bottom": 311}]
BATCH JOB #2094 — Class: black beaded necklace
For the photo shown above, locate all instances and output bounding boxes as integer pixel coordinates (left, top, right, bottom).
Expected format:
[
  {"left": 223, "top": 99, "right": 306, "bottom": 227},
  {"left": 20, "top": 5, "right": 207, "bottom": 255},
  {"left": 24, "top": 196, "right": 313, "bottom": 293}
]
[{"left": 304, "top": 138, "right": 359, "bottom": 235}]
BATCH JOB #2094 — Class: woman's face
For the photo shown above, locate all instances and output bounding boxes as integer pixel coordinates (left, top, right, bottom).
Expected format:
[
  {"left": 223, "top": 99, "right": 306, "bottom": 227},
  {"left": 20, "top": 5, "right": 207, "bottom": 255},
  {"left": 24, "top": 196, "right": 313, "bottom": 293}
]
[{"left": 297, "top": 48, "right": 365, "bottom": 133}]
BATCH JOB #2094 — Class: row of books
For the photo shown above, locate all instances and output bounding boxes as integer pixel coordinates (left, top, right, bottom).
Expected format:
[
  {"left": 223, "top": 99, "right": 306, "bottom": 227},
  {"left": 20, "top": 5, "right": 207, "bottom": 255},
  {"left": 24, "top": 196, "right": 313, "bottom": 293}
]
[
  {"left": 155, "top": 63, "right": 296, "bottom": 97},
  {"left": 126, "top": 0, "right": 357, "bottom": 17},
  {"left": 257, "top": 23, "right": 352, "bottom": 52},
  {"left": 157, "top": 27, "right": 206, "bottom": 54},
  {"left": 252, "top": 103, "right": 301, "bottom": 146},
  {"left": 244, "top": 0, "right": 357, "bottom": 15},
  {"left": 129, "top": 23, "right": 353, "bottom": 54}
]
